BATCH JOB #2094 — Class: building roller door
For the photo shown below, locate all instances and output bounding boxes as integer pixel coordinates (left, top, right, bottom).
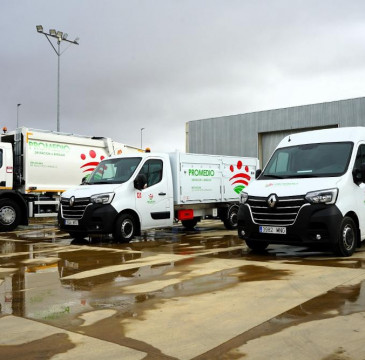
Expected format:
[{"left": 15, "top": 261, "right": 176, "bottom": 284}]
[{"left": 259, "top": 125, "right": 338, "bottom": 169}]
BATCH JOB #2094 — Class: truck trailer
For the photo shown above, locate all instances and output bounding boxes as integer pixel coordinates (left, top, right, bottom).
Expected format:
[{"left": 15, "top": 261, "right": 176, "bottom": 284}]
[
  {"left": 0, "top": 127, "right": 141, "bottom": 231},
  {"left": 59, "top": 151, "right": 258, "bottom": 241}
]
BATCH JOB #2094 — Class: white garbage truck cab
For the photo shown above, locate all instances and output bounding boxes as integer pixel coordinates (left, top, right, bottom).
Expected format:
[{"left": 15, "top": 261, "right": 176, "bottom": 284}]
[
  {"left": 237, "top": 127, "right": 365, "bottom": 257},
  {"left": 59, "top": 151, "right": 258, "bottom": 241}
]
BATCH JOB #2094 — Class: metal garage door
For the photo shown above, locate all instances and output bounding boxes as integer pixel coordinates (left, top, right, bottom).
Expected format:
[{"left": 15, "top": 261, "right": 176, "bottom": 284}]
[{"left": 259, "top": 125, "right": 338, "bottom": 169}]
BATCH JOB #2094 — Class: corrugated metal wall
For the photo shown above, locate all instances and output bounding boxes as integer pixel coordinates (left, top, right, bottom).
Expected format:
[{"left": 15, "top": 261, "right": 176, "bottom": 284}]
[{"left": 187, "top": 97, "right": 365, "bottom": 167}]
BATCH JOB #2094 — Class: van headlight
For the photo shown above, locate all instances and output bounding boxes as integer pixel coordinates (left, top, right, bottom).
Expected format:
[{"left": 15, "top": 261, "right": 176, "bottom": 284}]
[
  {"left": 305, "top": 188, "right": 338, "bottom": 205},
  {"left": 90, "top": 193, "right": 115, "bottom": 204},
  {"left": 240, "top": 192, "right": 249, "bottom": 204}
]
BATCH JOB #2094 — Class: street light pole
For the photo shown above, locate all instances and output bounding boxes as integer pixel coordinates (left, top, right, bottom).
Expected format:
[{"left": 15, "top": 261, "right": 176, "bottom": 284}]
[
  {"left": 141, "top": 128, "right": 145, "bottom": 149},
  {"left": 36, "top": 25, "right": 79, "bottom": 132},
  {"left": 16, "top": 104, "right": 21, "bottom": 128}
]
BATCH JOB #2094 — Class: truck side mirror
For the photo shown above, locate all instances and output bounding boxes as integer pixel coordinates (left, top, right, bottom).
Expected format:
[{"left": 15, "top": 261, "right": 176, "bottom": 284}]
[
  {"left": 255, "top": 169, "right": 262, "bottom": 179},
  {"left": 352, "top": 163, "right": 365, "bottom": 184},
  {"left": 134, "top": 174, "right": 147, "bottom": 190}
]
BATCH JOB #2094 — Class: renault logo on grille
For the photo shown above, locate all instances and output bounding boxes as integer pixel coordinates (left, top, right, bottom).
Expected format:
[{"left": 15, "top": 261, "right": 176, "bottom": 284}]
[
  {"left": 267, "top": 194, "right": 277, "bottom": 208},
  {"left": 69, "top": 196, "right": 75, "bottom": 207}
]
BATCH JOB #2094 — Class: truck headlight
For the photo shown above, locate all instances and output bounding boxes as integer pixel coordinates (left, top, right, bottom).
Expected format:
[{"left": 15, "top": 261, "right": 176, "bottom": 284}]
[
  {"left": 305, "top": 188, "right": 338, "bottom": 205},
  {"left": 239, "top": 192, "right": 248, "bottom": 204},
  {"left": 90, "top": 193, "right": 115, "bottom": 204}
]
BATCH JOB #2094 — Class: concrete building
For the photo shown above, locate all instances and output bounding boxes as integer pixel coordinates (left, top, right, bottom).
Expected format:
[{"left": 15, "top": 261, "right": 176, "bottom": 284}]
[{"left": 186, "top": 97, "right": 365, "bottom": 167}]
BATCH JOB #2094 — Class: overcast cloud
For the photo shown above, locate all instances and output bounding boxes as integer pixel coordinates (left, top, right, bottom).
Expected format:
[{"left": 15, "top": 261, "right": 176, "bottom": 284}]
[{"left": 2, "top": 0, "right": 365, "bottom": 151}]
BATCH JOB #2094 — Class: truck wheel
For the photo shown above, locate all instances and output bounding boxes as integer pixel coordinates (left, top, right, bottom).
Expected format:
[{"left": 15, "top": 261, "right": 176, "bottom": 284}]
[
  {"left": 0, "top": 199, "right": 21, "bottom": 231},
  {"left": 245, "top": 239, "right": 269, "bottom": 251},
  {"left": 182, "top": 218, "right": 199, "bottom": 230},
  {"left": 223, "top": 205, "right": 239, "bottom": 230},
  {"left": 333, "top": 217, "right": 357, "bottom": 257},
  {"left": 114, "top": 213, "right": 136, "bottom": 243}
]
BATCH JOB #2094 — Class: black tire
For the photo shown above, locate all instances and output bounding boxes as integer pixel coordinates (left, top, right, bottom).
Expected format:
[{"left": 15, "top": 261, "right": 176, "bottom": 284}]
[
  {"left": 245, "top": 239, "right": 269, "bottom": 251},
  {"left": 333, "top": 217, "right": 357, "bottom": 257},
  {"left": 223, "top": 205, "right": 239, "bottom": 230},
  {"left": 68, "top": 232, "right": 88, "bottom": 240},
  {"left": 0, "top": 199, "right": 21, "bottom": 231},
  {"left": 113, "top": 213, "right": 136, "bottom": 243},
  {"left": 182, "top": 218, "right": 199, "bottom": 230}
]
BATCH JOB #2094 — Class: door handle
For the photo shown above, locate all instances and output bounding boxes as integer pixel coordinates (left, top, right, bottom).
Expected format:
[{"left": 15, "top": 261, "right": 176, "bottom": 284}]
[{"left": 158, "top": 192, "right": 166, "bottom": 196}]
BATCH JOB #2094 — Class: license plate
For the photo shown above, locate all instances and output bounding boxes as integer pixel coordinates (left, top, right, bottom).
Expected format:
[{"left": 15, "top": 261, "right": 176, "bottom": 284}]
[
  {"left": 65, "top": 219, "right": 78, "bottom": 226},
  {"left": 259, "top": 226, "right": 286, "bottom": 234}
]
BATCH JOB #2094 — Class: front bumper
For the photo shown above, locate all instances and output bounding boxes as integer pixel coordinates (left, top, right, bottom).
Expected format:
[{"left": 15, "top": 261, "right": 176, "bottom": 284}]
[
  {"left": 237, "top": 203, "right": 343, "bottom": 245},
  {"left": 59, "top": 204, "right": 118, "bottom": 234}
]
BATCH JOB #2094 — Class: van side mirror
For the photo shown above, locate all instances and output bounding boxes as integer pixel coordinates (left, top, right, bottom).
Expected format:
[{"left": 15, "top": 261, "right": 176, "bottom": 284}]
[
  {"left": 81, "top": 176, "right": 87, "bottom": 185},
  {"left": 352, "top": 163, "right": 365, "bottom": 184},
  {"left": 255, "top": 169, "right": 262, "bottom": 179},
  {"left": 134, "top": 174, "right": 147, "bottom": 190}
]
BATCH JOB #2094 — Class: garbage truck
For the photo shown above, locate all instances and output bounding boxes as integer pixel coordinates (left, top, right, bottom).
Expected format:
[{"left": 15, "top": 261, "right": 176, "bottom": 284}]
[
  {"left": 0, "top": 127, "right": 141, "bottom": 231},
  {"left": 59, "top": 151, "right": 258, "bottom": 241}
]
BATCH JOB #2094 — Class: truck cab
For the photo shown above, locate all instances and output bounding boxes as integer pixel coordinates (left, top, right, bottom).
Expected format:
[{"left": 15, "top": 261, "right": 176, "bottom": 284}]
[
  {"left": 60, "top": 151, "right": 258, "bottom": 242},
  {"left": 0, "top": 142, "right": 14, "bottom": 190},
  {"left": 238, "top": 127, "right": 365, "bottom": 257},
  {"left": 59, "top": 153, "right": 174, "bottom": 240}
]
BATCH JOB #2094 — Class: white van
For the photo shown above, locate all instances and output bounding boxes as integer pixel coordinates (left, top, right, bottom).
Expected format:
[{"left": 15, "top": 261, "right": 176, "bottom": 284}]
[{"left": 237, "top": 127, "right": 365, "bottom": 257}]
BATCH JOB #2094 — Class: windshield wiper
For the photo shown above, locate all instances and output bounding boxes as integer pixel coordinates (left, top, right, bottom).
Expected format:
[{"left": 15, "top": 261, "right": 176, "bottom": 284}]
[
  {"left": 289, "top": 174, "right": 322, "bottom": 178},
  {"left": 262, "top": 174, "right": 284, "bottom": 179}
]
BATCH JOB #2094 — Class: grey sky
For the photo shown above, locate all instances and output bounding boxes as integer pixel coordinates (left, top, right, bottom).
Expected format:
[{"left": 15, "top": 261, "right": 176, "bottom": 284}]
[{"left": 2, "top": 0, "right": 365, "bottom": 152}]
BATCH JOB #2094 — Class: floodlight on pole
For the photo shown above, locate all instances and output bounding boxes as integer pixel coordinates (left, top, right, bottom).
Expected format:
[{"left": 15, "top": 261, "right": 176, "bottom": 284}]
[{"left": 35, "top": 25, "right": 79, "bottom": 132}]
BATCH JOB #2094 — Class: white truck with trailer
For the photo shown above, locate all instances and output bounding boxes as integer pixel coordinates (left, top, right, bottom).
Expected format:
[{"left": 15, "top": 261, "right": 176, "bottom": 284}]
[
  {"left": 59, "top": 152, "right": 258, "bottom": 241},
  {"left": 0, "top": 127, "right": 140, "bottom": 231},
  {"left": 237, "top": 127, "right": 365, "bottom": 257}
]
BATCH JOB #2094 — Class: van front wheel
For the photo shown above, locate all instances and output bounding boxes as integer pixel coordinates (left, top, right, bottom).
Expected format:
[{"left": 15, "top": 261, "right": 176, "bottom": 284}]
[
  {"left": 114, "top": 214, "right": 136, "bottom": 243},
  {"left": 333, "top": 217, "right": 357, "bottom": 257}
]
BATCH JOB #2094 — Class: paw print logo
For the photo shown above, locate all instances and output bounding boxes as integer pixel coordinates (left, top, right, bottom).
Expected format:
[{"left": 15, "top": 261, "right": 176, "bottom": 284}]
[
  {"left": 229, "top": 161, "right": 251, "bottom": 194},
  {"left": 80, "top": 150, "right": 105, "bottom": 173}
]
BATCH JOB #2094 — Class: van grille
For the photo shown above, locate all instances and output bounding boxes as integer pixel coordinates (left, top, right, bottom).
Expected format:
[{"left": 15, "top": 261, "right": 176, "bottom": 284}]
[
  {"left": 247, "top": 195, "right": 308, "bottom": 226},
  {"left": 61, "top": 197, "right": 90, "bottom": 219}
]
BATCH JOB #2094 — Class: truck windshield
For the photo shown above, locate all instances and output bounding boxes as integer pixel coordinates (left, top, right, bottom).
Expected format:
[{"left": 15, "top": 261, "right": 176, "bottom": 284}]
[
  {"left": 86, "top": 157, "right": 142, "bottom": 184},
  {"left": 260, "top": 142, "right": 353, "bottom": 179}
]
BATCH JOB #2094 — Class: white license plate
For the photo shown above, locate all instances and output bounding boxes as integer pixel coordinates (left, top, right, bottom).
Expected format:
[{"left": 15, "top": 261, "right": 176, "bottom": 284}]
[
  {"left": 65, "top": 219, "right": 79, "bottom": 226},
  {"left": 259, "top": 226, "right": 286, "bottom": 234}
]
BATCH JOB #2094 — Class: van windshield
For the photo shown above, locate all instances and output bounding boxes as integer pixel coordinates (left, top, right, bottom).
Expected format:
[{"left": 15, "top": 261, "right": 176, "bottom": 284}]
[
  {"left": 86, "top": 157, "right": 142, "bottom": 184},
  {"left": 260, "top": 142, "right": 353, "bottom": 179}
]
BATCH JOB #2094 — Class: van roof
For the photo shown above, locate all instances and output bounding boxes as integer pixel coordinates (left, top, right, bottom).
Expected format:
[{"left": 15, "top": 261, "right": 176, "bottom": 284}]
[{"left": 278, "top": 127, "right": 365, "bottom": 148}]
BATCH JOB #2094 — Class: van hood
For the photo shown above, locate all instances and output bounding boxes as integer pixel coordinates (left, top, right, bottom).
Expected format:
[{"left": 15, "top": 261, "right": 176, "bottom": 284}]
[
  {"left": 61, "top": 183, "right": 123, "bottom": 199},
  {"left": 245, "top": 177, "right": 342, "bottom": 197}
]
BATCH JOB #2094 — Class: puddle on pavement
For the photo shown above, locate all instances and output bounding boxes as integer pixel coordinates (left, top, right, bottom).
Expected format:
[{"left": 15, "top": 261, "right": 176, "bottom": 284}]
[
  {"left": 196, "top": 280, "right": 365, "bottom": 360},
  {"left": 236, "top": 243, "right": 365, "bottom": 269},
  {"left": 0, "top": 333, "right": 75, "bottom": 360},
  {"left": 3, "top": 218, "right": 365, "bottom": 354}
]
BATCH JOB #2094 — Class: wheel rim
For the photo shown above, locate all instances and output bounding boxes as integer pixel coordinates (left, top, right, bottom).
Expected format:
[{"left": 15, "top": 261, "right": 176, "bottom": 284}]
[
  {"left": 0, "top": 206, "right": 16, "bottom": 225},
  {"left": 342, "top": 224, "right": 355, "bottom": 251},
  {"left": 121, "top": 218, "right": 134, "bottom": 238}
]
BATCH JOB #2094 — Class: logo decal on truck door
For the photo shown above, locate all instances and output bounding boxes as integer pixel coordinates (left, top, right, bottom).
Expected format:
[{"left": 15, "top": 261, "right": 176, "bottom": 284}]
[{"left": 229, "top": 161, "right": 252, "bottom": 194}]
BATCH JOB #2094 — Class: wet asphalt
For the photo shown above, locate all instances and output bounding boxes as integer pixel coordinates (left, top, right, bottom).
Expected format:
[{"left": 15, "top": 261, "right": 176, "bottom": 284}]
[{"left": 1, "top": 219, "right": 365, "bottom": 359}]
